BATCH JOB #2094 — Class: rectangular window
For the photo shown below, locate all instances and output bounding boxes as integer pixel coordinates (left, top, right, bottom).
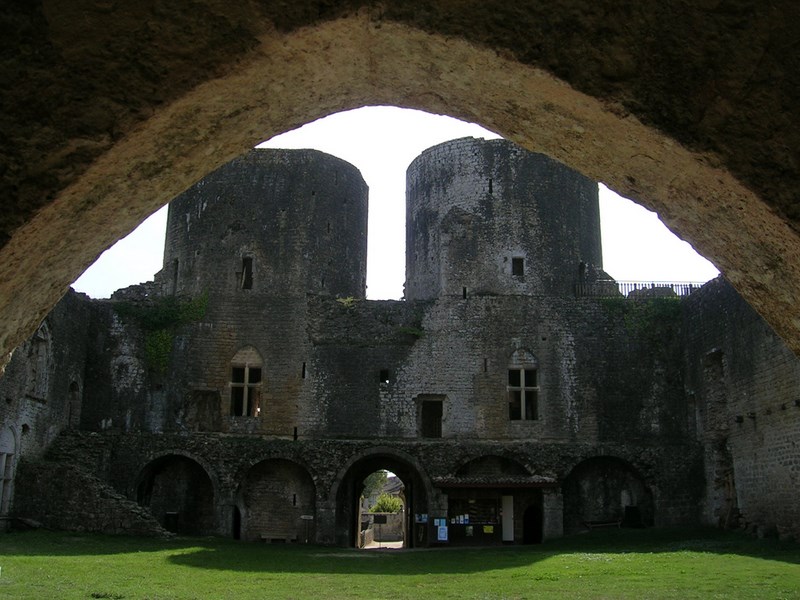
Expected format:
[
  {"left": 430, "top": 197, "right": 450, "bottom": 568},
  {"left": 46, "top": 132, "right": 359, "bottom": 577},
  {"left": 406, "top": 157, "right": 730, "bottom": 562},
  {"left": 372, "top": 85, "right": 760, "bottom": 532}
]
[
  {"left": 231, "top": 365, "right": 261, "bottom": 416},
  {"left": 507, "top": 368, "right": 538, "bottom": 420},
  {"left": 420, "top": 400, "right": 443, "bottom": 438},
  {"left": 512, "top": 257, "right": 524, "bottom": 278}
]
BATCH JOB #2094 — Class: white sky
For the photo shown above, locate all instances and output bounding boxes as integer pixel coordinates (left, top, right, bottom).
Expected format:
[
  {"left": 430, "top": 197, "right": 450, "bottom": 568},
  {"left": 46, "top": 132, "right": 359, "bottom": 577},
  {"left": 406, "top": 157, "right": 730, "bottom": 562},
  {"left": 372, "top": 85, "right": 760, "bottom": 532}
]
[{"left": 72, "top": 106, "right": 718, "bottom": 299}]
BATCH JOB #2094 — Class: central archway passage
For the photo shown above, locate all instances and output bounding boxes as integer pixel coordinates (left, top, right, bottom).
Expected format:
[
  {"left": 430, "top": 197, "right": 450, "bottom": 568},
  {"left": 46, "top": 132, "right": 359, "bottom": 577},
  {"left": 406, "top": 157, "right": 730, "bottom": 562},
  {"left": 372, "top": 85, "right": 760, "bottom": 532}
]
[{"left": 334, "top": 450, "right": 431, "bottom": 548}]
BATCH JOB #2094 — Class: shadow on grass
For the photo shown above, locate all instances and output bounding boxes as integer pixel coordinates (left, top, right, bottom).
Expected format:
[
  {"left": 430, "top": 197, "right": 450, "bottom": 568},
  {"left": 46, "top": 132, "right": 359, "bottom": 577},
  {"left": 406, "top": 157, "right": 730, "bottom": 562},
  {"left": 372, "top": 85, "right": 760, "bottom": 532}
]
[{"left": 2, "top": 527, "right": 798, "bottom": 576}]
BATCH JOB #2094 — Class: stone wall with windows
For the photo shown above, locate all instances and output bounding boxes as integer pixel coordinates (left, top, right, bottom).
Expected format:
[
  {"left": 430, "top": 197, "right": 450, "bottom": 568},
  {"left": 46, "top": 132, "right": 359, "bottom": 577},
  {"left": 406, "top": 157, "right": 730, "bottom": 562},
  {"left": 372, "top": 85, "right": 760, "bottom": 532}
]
[
  {"left": 0, "top": 290, "right": 93, "bottom": 526},
  {"left": 683, "top": 278, "right": 800, "bottom": 540},
  {"left": 2, "top": 140, "right": 798, "bottom": 544}
]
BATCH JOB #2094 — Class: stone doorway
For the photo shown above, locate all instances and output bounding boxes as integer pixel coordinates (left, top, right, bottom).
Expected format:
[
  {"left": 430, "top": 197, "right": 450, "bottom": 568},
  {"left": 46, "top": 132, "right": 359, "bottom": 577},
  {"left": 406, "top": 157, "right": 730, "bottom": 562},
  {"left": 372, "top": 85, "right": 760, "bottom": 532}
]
[{"left": 334, "top": 452, "right": 430, "bottom": 548}]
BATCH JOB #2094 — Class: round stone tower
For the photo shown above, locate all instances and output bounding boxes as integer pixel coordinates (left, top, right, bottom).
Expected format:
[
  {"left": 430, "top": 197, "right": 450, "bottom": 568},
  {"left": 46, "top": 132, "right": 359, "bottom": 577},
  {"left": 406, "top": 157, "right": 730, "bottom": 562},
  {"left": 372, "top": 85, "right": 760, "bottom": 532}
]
[
  {"left": 162, "top": 148, "right": 368, "bottom": 299},
  {"left": 405, "top": 137, "right": 602, "bottom": 300}
]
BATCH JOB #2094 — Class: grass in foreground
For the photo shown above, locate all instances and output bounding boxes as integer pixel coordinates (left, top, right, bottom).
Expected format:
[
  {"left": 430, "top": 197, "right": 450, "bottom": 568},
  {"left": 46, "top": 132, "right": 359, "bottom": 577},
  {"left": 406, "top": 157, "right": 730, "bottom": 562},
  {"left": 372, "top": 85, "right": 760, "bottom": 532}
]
[{"left": 0, "top": 527, "right": 798, "bottom": 599}]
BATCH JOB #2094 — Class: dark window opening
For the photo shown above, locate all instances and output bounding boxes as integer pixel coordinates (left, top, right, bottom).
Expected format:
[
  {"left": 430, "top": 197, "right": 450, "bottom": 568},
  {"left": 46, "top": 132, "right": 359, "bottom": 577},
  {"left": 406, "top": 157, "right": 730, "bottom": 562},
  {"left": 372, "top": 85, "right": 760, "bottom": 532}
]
[
  {"left": 379, "top": 369, "right": 390, "bottom": 384},
  {"left": 321, "top": 277, "right": 325, "bottom": 289},
  {"left": 488, "top": 178, "right": 493, "bottom": 194},
  {"left": 462, "top": 287, "right": 467, "bottom": 299},
  {"left": 230, "top": 364, "right": 261, "bottom": 417},
  {"left": 327, "top": 222, "right": 331, "bottom": 233},
  {"left": 507, "top": 368, "right": 538, "bottom": 420},
  {"left": 483, "top": 358, "right": 488, "bottom": 373},
  {"left": 301, "top": 362, "right": 306, "bottom": 379},
  {"left": 512, "top": 257, "right": 524, "bottom": 278},
  {"left": 240, "top": 257, "right": 253, "bottom": 290},
  {"left": 420, "top": 400, "right": 443, "bottom": 438}
]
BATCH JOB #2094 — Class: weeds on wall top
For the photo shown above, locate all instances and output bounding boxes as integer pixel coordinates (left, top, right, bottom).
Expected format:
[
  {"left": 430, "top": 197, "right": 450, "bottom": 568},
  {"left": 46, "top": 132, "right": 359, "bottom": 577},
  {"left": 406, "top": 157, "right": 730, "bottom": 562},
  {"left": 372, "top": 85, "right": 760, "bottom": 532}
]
[{"left": 113, "top": 293, "right": 208, "bottom": 374}]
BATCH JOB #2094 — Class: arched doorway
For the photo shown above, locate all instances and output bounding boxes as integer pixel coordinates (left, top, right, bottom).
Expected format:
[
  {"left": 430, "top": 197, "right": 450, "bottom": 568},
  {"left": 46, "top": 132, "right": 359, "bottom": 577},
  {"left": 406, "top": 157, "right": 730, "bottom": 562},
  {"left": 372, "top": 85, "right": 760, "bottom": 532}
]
[
  {"left": 238, "top": 458, "right": 316, "bottom": 543},
  {"left": 562, "top": 456, "right": 654, "bottom": 534},
  {"left": 358, "top": 470, "right": 406, "bottom": 549},
  {"left": 136, "top": 454, "right": 215, "bottom": 535},
  {"left": 334, "top": 451, "right": 430, "bottom": 548}
]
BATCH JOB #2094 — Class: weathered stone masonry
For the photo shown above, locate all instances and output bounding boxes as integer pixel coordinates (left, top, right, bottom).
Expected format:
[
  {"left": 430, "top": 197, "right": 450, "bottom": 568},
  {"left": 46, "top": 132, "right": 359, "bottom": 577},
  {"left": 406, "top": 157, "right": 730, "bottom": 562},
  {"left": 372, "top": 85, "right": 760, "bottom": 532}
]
[{"left": 1, "top": 138, "right": 797, "bottom": 544}]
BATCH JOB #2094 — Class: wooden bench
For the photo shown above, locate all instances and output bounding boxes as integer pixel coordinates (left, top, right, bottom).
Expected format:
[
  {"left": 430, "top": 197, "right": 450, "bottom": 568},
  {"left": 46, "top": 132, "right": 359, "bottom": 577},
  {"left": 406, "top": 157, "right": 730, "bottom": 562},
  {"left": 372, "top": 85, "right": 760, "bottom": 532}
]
[
  {"left": 260, "top": 532, "right": 298, "bottom": 543},
  {"left": 583, "top": 520, "right": 622, "bottom": 530}
]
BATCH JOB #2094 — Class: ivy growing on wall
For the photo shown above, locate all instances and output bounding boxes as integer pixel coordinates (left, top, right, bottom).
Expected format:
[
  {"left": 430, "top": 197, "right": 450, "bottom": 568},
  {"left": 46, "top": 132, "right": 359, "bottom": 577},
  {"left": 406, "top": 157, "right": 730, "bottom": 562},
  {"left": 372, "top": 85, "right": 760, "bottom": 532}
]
[
  {"left": 114, "top": 293, "right": 208, "bottom": 374},
  {"left": 600, "top": 296, "right": 683, "bottom": 351}
]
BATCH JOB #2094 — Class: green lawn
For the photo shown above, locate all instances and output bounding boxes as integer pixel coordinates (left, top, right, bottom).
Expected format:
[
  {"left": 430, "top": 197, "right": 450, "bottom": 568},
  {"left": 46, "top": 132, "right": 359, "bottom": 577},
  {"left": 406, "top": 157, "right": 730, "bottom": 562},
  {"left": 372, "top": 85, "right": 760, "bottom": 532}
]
[{"left": 0, "top": 528, "right": 797, "bottom": 599}]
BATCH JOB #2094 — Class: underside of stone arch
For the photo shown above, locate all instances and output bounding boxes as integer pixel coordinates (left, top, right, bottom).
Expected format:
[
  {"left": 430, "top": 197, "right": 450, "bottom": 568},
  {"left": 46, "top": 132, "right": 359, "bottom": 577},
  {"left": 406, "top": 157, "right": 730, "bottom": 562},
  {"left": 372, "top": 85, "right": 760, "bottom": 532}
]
[{"left": 2, "top": 1, "right": 799, "bottom": 362}]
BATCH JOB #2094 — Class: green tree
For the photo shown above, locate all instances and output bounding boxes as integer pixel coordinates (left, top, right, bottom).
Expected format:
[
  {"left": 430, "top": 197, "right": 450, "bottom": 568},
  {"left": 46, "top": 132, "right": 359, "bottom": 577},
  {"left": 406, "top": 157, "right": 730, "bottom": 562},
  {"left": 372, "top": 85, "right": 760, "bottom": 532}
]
[
  {"left": 362, "top": 471, "right": 387, "bottom": 498},
  {"left": 369, "top": 493, "right": 403, "bottom": 513}
]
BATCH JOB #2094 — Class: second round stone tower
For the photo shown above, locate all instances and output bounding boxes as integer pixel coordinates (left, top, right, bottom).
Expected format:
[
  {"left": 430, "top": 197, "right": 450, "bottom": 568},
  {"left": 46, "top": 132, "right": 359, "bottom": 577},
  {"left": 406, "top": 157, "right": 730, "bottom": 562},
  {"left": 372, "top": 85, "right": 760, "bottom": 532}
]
[{"left": 405, "top": 137, "right": 602, "bottom": 300}]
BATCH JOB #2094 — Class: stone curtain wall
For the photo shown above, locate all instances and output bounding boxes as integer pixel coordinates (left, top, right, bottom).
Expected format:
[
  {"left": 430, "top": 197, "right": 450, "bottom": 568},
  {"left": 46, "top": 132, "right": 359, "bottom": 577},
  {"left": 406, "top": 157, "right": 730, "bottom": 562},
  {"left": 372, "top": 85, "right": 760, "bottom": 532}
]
[
  {"left": 34, "top": 431, "right": 701, "bottom": 542},
  {"left": 683, "top": 278, "right": 800, "bottom": 540}
]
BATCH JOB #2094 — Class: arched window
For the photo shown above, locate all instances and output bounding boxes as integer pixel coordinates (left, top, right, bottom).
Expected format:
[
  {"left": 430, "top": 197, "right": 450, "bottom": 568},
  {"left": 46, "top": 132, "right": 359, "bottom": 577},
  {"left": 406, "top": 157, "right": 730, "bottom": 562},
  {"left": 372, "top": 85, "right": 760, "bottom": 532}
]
[
  {"left": 507, "top": 350, "right": 539, "bottom": 421},
  {"left": 0, "top": 428, "right": 17, "bottom": 516},
  {"left": 68, "top": 381, "right": 81, "bottom": 429},
  {"left": 230, "top": 347, "right": 262, "bottom": 417},
  {"left": 26, "top": 322, "right": 51, "bottom": 400}
]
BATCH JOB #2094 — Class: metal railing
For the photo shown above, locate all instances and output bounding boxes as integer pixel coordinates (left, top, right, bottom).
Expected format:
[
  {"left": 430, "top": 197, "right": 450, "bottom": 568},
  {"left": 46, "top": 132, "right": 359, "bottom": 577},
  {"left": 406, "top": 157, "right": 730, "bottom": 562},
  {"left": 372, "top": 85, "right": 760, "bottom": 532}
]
[{"left": 575, "top": 280, "right": 706, "bottom": 299}]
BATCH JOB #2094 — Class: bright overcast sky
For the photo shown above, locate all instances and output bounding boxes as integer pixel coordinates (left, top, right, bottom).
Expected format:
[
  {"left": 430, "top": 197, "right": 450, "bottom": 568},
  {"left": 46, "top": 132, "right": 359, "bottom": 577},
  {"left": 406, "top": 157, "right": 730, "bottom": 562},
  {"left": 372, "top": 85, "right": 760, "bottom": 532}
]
[{"left": 72, "top": 106, "right": 718, "bottom": 300}]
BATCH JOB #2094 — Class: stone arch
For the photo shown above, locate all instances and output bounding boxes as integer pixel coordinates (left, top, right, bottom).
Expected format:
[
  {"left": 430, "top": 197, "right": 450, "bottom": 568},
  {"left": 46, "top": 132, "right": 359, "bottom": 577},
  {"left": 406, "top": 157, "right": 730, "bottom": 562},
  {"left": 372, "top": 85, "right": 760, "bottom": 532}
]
[
  {"left": 3, "top": 8, "right": 799, "bottom": 367},
  {"left": 135, "top": 453, "right": 216, "bottom": 535},
  {"left": 237, "top": 458, "right": 316, "bottom": 543},
  {"left": 332, "top": 447, "right": 433, "bottom": 548},
  {"left": 561, "top": 456, "right": 654, "bottom": 534}
]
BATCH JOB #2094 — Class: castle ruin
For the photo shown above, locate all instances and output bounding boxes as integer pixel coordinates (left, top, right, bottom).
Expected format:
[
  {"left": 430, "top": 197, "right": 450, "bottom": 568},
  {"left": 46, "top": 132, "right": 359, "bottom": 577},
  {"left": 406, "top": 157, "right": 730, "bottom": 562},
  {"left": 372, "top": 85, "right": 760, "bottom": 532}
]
[{"left": 1, "top": 138, "right": 797, "bottom": 546}]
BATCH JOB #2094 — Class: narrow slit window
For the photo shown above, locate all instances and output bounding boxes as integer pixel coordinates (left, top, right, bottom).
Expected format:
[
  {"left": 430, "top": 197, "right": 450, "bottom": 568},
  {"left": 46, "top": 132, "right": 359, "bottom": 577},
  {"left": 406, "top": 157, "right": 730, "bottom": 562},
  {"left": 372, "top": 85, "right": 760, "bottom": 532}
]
[
  {"left": 171, "top": 259, "right": 179, "bottom": 295},
  {"left": 462, "top": 287, "right": 467, "bottom": 299},
  {"left": 240, "top": 257, "right": 253, "bottom": 290},
  {"left": 488, "top": 178, "right": 493, "bottom": 194},
  {"left": 379, "top": 369, "right": 390, "bottom": 384}
]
